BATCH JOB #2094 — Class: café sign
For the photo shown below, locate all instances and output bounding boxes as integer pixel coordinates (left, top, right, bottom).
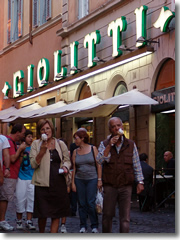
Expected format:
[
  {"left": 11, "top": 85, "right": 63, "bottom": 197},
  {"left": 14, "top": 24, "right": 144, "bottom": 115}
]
[
  {"left": 151, "top": 86, "right": 175, "bottom": 112},
  {"left": 2, "top": 6, "right": 175, "bottom": 99}
]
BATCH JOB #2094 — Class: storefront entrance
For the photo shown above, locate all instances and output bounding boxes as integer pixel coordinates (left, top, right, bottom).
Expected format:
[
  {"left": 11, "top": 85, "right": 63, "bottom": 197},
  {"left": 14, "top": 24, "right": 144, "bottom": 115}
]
[{"left": 155, "top": 111, "right": 175, "bottom": 169}]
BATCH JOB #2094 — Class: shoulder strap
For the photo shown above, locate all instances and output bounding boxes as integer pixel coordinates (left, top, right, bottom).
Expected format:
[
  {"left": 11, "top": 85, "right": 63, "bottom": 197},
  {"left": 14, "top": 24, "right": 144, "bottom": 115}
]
[
  {"left": 91, "top": 145, "right": 97, "bottom": 171},
  {"left": 7, "top": 137, "right": 17, "bottom": 152}
]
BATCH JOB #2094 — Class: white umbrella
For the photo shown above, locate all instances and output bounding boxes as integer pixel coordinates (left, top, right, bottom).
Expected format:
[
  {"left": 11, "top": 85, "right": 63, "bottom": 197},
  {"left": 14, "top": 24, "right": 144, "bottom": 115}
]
[{"left": 62, "top": 89, "right": 159, "bottom": 118}]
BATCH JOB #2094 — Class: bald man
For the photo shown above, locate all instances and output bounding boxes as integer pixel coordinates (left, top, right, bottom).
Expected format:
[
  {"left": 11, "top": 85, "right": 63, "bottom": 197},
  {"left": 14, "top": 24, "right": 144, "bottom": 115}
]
[{"left": 164, "top": 151, "right": 175, "bottom": 176}]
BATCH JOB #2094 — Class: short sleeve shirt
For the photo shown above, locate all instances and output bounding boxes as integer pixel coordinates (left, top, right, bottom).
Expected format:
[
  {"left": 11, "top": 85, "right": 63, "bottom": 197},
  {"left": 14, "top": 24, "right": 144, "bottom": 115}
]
[
  {"left": 0, "top": 135, "right": 10, "bottom": 169},
  {"left": 5, "top": 135, "right": 20, "bottom": 179}
]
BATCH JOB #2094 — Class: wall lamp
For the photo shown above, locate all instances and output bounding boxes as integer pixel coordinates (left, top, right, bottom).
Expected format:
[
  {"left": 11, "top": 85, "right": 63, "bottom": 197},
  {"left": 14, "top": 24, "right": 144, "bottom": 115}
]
[
  {"left": 41, "top": 80, "right": 54, "bottom": 84},
  {"left": 93, "top": 56, "right": 106, "bottom": 63},
  {"left": 16, "top": 90, "right": 23, "bottom": 95},
  {"left": 136, "top": 36, "right": 159, "bottom": 46},
  {"left": 27, "top": 86, "right": 38, "bottom": 91},
  {"left": 70, "top": 66, "right": 83, "bottom": 72},
  {"left": 119, "top": 45, "right": 135, "bottom": 52},
  {"left": 3, "top": 96, "right": 15, "bottom": 100}
]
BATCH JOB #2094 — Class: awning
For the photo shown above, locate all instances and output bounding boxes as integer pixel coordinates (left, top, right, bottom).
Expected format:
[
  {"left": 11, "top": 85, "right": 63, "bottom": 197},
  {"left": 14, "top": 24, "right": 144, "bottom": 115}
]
[
  {"left": 62, "top": 89, "right": 159, "bottom": 118},
  {"left": 0, "top": 106, "right": 18, "bottom": 121},
  {"left": 2, "top": 102, "right": 42, "bottom": 123},
  {"left": 30, "top": 95, "right": 103, "bottom": 120},
  {"left": 8, "top": 100, "right": 67, "bottom": 123}
]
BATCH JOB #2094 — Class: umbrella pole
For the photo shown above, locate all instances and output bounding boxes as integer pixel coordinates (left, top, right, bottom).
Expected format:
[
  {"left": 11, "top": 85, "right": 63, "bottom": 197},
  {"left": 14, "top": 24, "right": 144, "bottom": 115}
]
[{"left": 134, "top": 106, "right": 137, "bottom": 146}]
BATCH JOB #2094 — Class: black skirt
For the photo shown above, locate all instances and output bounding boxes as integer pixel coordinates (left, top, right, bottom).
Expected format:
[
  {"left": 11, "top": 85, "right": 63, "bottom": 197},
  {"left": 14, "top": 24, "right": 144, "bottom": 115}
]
[{"left": 33, "top": 149, "right": 70, "bottom": 218}]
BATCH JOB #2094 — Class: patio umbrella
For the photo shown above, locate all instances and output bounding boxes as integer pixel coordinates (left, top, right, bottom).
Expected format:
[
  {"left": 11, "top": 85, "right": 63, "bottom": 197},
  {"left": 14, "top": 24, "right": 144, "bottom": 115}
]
[{"left": 62, "top": 89, "right": 159, "bottom": 118}]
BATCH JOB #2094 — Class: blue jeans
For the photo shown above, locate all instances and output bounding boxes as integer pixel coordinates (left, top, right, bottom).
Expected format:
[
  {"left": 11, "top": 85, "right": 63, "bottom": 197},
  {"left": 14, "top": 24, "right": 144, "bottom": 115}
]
[{"left": 75, "top": 178, "right": 98, "bottom": 229}]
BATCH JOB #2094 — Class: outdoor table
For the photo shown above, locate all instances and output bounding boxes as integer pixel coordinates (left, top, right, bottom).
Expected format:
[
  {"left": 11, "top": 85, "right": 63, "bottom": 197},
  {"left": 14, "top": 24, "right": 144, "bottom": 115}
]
[{"left": 153, "top": 170, "right": 175, "bottom": 210}]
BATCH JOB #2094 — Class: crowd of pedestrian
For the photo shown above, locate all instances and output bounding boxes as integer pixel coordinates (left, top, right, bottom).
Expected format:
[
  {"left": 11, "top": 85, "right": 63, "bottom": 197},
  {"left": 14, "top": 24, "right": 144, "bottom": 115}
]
[{"left": 0, "top": 117, "right": 175, "bottom": 233}]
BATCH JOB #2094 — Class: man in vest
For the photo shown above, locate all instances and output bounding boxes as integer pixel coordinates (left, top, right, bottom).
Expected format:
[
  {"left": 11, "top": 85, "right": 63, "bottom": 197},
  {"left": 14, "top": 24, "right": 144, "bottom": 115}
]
[{"left": 96, "top": 117, "right": 144, "bottom": 233}]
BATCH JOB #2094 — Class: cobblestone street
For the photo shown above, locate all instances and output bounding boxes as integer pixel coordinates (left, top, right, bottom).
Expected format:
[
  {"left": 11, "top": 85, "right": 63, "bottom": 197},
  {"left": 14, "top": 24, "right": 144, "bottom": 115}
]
[{"left": 0, "top": 198, "right": 175, "bottom": 236}]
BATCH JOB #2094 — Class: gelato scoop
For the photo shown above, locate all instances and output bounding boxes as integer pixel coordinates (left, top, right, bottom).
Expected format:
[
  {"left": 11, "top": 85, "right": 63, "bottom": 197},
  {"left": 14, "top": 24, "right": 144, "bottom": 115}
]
[
  {"left": 41, "top": 133, "right": 48, "bottom": 141},
  {"left": 117, "top": 128, "right": 124, "bottom": 135}
]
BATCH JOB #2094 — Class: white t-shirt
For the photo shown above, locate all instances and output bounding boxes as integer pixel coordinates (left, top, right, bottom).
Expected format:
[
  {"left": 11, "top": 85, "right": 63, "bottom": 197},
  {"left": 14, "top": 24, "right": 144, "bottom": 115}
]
[{"left": 0, "top": 135, "right": 10, "bottom": 169}]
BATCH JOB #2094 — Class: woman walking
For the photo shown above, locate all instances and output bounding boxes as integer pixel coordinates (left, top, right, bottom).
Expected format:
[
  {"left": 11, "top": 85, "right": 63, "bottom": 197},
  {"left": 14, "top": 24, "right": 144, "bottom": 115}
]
[
  {"left": 71, "top": 130, "right": 102, "bottom": 233},
  {"left": 30, "top": 119, "right": 71, "bottom": 233}
]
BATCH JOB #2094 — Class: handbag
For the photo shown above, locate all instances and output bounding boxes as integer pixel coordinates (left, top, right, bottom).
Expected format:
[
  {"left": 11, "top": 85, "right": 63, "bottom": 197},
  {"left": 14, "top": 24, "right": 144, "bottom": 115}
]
[
  {"left": 58, "top": 140, "right": 72, "bottom": 186},
  {"left": 0, "top": 168, "right": 4, "bottom": 186}
]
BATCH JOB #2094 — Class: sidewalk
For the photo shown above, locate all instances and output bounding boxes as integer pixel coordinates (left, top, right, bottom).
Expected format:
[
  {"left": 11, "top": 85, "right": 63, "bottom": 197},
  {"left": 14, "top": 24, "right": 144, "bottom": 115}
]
[{"left": 0, "top": 198, "right": 175, "bottom": 234}]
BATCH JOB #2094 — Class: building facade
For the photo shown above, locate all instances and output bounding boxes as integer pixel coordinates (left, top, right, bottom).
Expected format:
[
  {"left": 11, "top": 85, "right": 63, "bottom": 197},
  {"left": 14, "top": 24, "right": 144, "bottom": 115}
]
[{"left": 0, "top": 0, "right": 175, "bottom": 169}]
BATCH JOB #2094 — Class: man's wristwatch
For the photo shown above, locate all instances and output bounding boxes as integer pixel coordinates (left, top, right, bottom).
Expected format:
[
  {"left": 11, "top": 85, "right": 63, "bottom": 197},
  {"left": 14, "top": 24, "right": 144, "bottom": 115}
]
[{"left": 139, "top": 181, "right": 144, "bottom": 185}]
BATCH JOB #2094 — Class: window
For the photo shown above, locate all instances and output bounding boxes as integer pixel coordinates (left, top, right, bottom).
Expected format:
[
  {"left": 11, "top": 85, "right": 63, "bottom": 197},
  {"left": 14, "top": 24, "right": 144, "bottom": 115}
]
[
  {"left": 7, "top": 0, "right": 23, "bottom": 43},
  {"left": 33, "top": 0, "right": 51, "bottom": 27},
  {"left": 78, "top": 0, "right": 88, "bottom": 19}
]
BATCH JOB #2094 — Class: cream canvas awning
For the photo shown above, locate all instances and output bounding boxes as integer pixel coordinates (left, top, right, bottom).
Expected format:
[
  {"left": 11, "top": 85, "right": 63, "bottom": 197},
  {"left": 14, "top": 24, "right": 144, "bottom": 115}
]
[
  {"left": 6, "top": 100, "right": 67, "bottom": 123},
  {"left": 29, "top": 95, "right": 103, "bottom": 120},
  {"left": 0, "top": 106, "right": 18, "bottom": 121},
  {"left": 2, "top": 102, "right": 42, "bottom": 123},
  {"left": 62, "top": 89, "right": 159, "bottom": 118}
]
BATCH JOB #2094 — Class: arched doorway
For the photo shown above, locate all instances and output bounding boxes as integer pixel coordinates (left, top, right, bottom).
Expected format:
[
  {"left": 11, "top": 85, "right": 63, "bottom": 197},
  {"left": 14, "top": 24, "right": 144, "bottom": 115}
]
[
  {"left": 112, "top": 81, "right": 129, "bottom": 139},
  {"left": 152, "top": 59, "right": 175, "bottom": 169},
  {"left": 76, "top": 82, "right": 94, "bottom": 143}
]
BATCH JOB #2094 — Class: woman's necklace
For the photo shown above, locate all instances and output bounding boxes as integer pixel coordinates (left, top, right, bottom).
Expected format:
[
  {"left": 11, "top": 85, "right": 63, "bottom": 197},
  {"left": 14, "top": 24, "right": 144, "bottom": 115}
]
[{"left": 48, "top": 139, "right": 54, "bottom": 161}]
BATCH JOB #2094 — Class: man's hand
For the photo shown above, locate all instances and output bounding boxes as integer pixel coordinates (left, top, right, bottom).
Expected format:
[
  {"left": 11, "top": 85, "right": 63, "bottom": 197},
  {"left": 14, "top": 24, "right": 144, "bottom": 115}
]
[
  {"left": 137, "top": 183, "right": 144, "bottom": 194},
  {"left": 110, "top": 135, "right": 120, "bottom": 146}
]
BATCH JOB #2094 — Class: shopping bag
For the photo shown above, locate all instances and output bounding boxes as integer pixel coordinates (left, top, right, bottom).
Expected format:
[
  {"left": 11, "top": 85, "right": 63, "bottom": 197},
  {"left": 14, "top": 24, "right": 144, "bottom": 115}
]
[{"left": 95, "top": 189, "right": 103, "bottom": 214}]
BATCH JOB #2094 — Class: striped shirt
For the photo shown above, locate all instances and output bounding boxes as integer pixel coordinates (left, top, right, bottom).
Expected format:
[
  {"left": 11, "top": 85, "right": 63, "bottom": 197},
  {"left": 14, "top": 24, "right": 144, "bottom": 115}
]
[{"left": 96, "top": 136, "right": 144, "bottom": 182}]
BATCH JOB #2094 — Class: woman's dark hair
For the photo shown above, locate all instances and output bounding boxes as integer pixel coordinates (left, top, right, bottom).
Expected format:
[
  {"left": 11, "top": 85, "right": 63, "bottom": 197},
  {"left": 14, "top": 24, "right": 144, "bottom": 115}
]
[
  {"left": 73, "top": 130, "right": 89, "bottom": 143},
  {"left": 37, "top": 119, "right": 55, "bottom": 137}
]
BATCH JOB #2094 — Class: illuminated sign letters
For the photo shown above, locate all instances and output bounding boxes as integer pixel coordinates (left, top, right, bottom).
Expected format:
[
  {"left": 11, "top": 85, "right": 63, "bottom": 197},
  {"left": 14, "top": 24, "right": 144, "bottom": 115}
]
[
  {"left": 13, "top": 70, "right": 24, "bottom": 98},
  {"left": 37, "top": 58, "right": 50, "bottom": 87},
  {"left": 84, "top": 30, "right": 101, "bottom": 68},
  {"left": 108, "top": 16, "right": 127, "bottom": 57},
  {"left": 54, "top": 50, "right": 67, "bottom": 81},
  {"left": 2, "top": 5, "right": 175, "bottom": 99}
]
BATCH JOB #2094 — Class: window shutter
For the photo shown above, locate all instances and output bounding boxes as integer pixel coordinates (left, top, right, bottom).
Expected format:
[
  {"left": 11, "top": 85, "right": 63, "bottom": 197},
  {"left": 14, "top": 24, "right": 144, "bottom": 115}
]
[
  {"left": 40, "top": 0, "right": 46, "bottom": 25},
  {"left": 78, "top": 0, "right": 88, "bottom": 19},
  {"left": 7, "top": 0, "right": 12, "bottom": 43},
  {"left": 33, "top": 0, "right": 38, "bottom": 27},
  {"left": 46, "top": 0, "right": 51, "bottom": 20},
  {"left": 18, "top": 0, "right": 23, "bottom": 37}
]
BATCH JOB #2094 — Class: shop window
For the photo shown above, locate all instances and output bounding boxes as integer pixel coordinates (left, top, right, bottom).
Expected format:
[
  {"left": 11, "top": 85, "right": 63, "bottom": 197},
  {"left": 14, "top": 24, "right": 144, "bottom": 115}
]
[
  {"left": 78, "top": 82, "right": 91, "bottom": 100},
  {"left": 155, "top": 58, "right": 175, "bottom": 169},
  {"left": 76, "top": 82, "right": 93, "bottom": 142},
  {"left": 112, "top": 81, "right": 129, "bottom": 138},
  {"left": 155, "top": 112, "right": 175, "bottom": 169},
  {"left": 24, "top": 123, "right": 37, "bottom": 140},
  {"left": 33, "top": 0, "right": 51, "bottom": 27},
  {"left": 7, "top": 0, "right": 23, "bottom": 43},
  {"left": 113, "top": 81, "right": 127, "bottom": 96},
  {"left": 78, "top": 0, "right": 88, "bottom": 19}
]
